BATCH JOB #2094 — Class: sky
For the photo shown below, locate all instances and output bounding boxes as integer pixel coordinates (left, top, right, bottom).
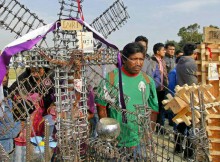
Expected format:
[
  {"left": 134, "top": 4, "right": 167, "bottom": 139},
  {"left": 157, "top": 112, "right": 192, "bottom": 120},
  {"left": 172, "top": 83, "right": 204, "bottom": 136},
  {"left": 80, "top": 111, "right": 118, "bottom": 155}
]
[{"left": 1, "top": 0, "right": 220, "bottom": 54}]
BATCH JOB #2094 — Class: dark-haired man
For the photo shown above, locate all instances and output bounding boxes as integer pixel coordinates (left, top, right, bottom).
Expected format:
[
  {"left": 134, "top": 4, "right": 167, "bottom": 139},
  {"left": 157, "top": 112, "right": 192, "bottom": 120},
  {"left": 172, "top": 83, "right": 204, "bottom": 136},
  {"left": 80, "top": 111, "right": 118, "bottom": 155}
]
[
  {"left": 135, "top": 36, "right": 161, "bottom": 88},
  {"left": 151, "top": 43, "right": 168, "bottom": 128},
  {"left": 164, "top": 43, "right": 176, "bottom": 73},
  {"left": 175, "top": 50, "right": 183, "bottom": 58},
  {"left": 176, "top": 43, "right": 198, "bottom": 86},
  {"left": 175, "top": 43, "right": 198, "bottom": 158},
  {"left": 134, "top": 36, "right": 152, "bottom": 76},
  {"left": 96, "top": 42, "right": 158, "bottom": 149}
]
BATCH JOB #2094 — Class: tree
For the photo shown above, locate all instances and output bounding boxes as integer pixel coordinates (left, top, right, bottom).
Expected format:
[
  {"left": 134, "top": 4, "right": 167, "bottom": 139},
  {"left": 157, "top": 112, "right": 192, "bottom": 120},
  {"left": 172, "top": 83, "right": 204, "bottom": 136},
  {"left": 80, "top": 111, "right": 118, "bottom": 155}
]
[
  {"left": 209, "top": 25, "right": 219, "bottom": 29},
  {"left": 177, "top": 23, "right": 203, "bottom": 49},
  {"left": 166, "top": 24, "right": 219, "bottom": 51}
]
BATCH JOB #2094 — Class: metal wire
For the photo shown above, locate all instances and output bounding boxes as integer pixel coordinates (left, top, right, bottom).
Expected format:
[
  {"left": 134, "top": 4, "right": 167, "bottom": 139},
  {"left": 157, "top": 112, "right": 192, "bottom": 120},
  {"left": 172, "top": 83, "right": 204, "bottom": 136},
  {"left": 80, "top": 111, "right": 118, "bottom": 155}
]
[
  {"left": 90, "top": 0, "right": 129, "bottom": 39},
  {"left": 0, "top": 0, "right": 212, "bottom": 161},
  {"left": 0, "top": 143, "right": 10, "bottom": 162},
  {"left": 0, "top": 0, "right": 46, "bottom": 41}
]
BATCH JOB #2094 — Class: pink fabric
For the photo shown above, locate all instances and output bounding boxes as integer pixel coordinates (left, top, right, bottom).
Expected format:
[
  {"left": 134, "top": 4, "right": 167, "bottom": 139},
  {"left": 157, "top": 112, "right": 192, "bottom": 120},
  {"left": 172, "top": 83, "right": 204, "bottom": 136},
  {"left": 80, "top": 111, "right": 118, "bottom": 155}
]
[
  {"left": 15, "top": 93, "right": 45, "bottom": 145},
  {"left": 155, "top": 56, "right": 164, "bottom": 90},
  {"left": 27, "top": 93, "right": 45, "bottom": 136},
  {"left": 14, "top": 129, "right": 26, "bottom": 146}
]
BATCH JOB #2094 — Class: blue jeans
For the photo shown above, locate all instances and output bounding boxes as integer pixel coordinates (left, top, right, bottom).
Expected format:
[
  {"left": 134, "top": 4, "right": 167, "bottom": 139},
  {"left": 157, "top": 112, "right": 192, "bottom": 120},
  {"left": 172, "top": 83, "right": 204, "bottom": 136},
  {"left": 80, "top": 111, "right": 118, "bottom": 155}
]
[{"left": 133, "top": 144, "right": 147, "bottom": 160}]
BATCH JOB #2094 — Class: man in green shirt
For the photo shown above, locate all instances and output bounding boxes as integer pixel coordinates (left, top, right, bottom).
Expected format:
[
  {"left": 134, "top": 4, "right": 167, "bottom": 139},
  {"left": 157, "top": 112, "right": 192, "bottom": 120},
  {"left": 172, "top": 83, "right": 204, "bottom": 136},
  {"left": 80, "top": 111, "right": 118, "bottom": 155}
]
[{"left": 95, "top": 42, "right": 159, "bottom": 148}]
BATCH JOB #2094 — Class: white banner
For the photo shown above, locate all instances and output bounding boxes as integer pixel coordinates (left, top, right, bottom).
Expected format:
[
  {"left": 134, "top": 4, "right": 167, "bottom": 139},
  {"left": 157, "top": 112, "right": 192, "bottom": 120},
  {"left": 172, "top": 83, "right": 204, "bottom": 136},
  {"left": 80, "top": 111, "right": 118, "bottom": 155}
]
[
  {"left": 77, "top": 32, "right": 94, "bottom": 53},
  {"left": 208, "top": 63, "right": 219, "bottom": 80}
]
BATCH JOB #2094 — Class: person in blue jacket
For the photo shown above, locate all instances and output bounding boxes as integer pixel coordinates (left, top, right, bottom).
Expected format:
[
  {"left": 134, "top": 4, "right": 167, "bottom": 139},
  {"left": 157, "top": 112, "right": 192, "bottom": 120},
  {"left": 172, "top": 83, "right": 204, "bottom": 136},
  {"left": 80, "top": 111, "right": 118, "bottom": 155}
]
[{"left": 0, "top": 67, "right": 21, "bottom": 156}]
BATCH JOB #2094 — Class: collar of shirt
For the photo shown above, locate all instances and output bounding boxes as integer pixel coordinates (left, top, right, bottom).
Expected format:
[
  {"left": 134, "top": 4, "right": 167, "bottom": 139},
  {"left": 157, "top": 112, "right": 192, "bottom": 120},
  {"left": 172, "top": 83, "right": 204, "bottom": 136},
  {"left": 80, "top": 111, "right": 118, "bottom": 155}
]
[{"left": 122, "top": 66, "right": 139, "bottom": 77}]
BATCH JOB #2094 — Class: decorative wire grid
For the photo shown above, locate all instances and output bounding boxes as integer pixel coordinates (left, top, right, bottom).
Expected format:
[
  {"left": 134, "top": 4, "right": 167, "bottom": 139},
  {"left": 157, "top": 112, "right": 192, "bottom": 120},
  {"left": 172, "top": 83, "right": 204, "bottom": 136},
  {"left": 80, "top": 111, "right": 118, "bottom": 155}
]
[
  {"left": 90, "top": 0, "right": 129, "bottom": 38},
  {"left": 0, "top": 0, "right": 129, "bottom": 41},
  {"left": 1, "top": 68, "right": 54, "bottom": 132},
  {"left": 0, "top": 56, "right": 211, "bottom": 161},
  {"left": 86, "top": 91, "right": 210, "bottom": 162},
  {"left": 0, "top": 51, "right": 211, "bottom": 162},
  {"left": 87, "top": 121, "right": 207, "bottom": 161},
  {"left": 0, "top": 39, "right": 211, "bottom": 162},
  {"left": 0, "top": 143, "right": 10, "bottom": 162},
  {"left": 0, "top": 0, "right": 45, "bottom": 39},
  {"left": 0, "top": 0, "right": 131, "bottom": 161},
  {"left": 87, "top": 104, "right": 153, "bottom": 161},
  {"left": 58, "top": 0, "right": 84, "bottom": 20},
  {"left": 0, "top": 0, "right": 210, "bottom": 161}
]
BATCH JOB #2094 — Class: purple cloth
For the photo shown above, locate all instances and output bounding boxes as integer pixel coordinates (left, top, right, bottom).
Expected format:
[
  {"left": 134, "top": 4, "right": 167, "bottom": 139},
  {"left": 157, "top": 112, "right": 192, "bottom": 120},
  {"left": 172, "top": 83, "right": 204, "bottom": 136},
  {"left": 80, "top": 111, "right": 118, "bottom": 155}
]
[
  {"left": 87, "top": 85, "right": 95, "bottom": 114},
  {"left": 0, "top": 18, "right": 119, "bottom": 85},
  {"left": 0, "top": 18, "right": 126, "bottom": 122},
  {"left": 117, "top": 52, "right": 127, "bottom": 123},
  {"left": 0, "top": 24, "right": 56, "bottom": 84}
]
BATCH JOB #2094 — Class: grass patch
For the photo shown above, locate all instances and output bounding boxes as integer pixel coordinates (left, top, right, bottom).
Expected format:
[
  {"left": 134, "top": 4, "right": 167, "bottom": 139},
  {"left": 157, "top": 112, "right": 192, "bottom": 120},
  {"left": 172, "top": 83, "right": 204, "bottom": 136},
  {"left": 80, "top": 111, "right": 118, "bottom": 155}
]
[{"left": 9, "top": 68, "right": 24, "bottom": 80}]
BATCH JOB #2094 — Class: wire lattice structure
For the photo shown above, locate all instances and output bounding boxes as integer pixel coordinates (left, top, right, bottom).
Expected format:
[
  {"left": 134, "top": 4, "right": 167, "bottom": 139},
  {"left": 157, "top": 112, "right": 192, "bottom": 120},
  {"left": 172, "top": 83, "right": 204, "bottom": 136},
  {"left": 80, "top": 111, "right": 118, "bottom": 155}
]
[
  {"left": 87, "top": 104, "right": 209, "bottom": 162},
  {"left": 0, "top": 0, "right": 211, "bottom": 162},
  {"left": 0, "top": 0, "right": 128, "bottom": 40},
  {"left": 0, "top": 0, "right": 45, "bottom": 38},
  {"left": 90, "top": 0, "right": 129, "bottom": 38},
  {"left": 0, "top": 0, "right": 129, "bottom": 161},
  {"left": 0, "top": 143, "right": 10, "bottom": 162},
  {"left": 58, "top": 0, "right": 84, "bottom": 20}
]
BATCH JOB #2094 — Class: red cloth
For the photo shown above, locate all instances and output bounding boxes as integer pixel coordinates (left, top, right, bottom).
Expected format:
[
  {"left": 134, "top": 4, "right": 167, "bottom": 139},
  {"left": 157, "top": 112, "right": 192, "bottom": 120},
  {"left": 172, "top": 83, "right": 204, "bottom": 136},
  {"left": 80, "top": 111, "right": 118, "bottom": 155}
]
[
  {"left": 77, "top": 0, "right": 84, "bottom": 20},
  {"left": 206, "top": 47, "right": 212, "bottom": 59}
]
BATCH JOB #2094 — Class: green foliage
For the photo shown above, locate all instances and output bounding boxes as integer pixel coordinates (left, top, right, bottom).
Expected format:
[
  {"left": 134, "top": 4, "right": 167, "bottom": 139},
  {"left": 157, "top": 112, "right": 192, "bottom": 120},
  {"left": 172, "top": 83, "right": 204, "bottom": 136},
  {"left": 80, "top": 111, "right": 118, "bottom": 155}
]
[
  {"left": 177, "top": 23, "right": 203, "bottom": 49},
  {"left": 209, "top": 25, "right": 219, "bottom": 29},
  {"left": 165, "top": 23, "right": 219, "bottom": 51}
]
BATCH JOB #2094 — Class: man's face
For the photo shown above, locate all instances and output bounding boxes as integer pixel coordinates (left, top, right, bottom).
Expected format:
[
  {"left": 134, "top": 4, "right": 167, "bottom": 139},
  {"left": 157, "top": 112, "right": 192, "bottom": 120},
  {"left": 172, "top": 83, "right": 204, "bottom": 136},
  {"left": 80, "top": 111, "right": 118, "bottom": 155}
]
[
  {"left": 193, "top": 50, "right": 198, "bottom": 60},
  {"left": 157, "top": 47, "right": 166, "bottom": 57},
  {"left": 166, "top": 46, "right": 175, "bottom": 56},
  {"left": 138, "top": 41, "right": 148, "bottom": 54},
  {"left": 123, "top": 52, "right": 145, "bottom": 74}
]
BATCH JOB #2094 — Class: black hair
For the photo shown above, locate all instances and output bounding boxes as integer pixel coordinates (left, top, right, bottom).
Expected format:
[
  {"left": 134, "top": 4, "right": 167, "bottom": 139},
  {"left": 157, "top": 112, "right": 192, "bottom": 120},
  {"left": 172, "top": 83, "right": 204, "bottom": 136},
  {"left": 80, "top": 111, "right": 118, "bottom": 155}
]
[
  {"left": 165, "top": 42, "right": 175, "bottom": 49},
  {"left": 183, "top": 43, "right": 197, "bottom": 56},
  {"left": 122, "top": 42, "right": 145, "bottom": 61},
  {"left": 135, "top": 36, "right": 148, "bottom": 44},
  {"left": 26, "top": 67, "right": 51, "bottom": 74},
  {"left": 175, "top": 50, "right": 183, "bottom": 56},
  {"left": 176, "top": 56, "right": 182, "bottom": 64},
  {"left": 153, "top": 43, "right": 165, "bottom": 54}
]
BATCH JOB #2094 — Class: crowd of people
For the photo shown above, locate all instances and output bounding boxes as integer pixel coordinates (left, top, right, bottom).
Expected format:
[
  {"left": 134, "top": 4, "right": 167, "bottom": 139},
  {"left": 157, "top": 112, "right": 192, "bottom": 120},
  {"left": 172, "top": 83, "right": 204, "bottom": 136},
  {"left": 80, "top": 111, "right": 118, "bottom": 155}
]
[
  {"left": 95, "top": 35, "right": 198, "bottom": 158},
  {"left": 0, "top": 35, "right": 198, "bottom": 160}
]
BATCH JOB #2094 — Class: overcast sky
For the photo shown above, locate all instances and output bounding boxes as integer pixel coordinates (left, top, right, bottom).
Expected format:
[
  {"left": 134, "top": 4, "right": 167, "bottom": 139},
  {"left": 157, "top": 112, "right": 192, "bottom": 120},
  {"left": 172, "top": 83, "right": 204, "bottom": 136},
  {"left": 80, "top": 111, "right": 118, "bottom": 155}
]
[{"left": 1, "top": 0, "right": 220, "bottom": 54}]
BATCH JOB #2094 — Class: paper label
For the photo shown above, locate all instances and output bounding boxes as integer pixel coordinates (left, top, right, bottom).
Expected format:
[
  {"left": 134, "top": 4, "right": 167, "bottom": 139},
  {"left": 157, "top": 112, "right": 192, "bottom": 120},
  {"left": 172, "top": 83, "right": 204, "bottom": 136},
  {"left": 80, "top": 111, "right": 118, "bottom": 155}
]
[
  {"left": 61, "top": 20, "right": 83, "bottom": 31},
  {"left": 208, "top": 63, "right": 219, "bottom": 80},
  {"left": 77, "top": 32, "right": 94, "bottom": 53}
]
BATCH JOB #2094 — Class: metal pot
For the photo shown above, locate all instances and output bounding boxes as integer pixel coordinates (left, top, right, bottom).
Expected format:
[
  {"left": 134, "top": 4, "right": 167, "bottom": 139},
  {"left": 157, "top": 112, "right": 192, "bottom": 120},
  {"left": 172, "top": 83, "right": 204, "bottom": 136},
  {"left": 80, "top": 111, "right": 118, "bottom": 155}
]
[{"left": 96, "top": 117, "right": 120, "bottom": 142}]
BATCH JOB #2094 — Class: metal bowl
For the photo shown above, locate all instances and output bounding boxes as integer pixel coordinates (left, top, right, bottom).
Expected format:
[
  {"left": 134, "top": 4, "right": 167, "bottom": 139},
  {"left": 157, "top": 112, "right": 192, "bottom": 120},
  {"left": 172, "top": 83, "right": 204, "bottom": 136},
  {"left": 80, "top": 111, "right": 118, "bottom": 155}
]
[{"left": 96, "top": 117, "right": 120, "bottom": 142}]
